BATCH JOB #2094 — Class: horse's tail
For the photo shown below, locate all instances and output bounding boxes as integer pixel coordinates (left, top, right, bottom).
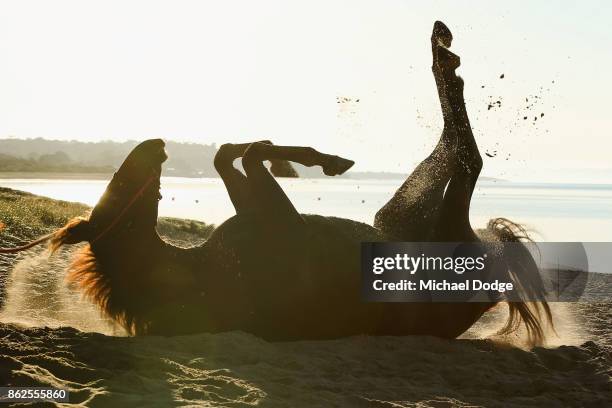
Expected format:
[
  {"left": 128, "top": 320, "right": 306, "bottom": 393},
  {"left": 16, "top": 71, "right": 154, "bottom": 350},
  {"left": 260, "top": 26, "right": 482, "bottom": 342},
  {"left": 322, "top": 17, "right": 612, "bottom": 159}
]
[{"left": 486, "top": 217, "right": 553, "bottom": 346}]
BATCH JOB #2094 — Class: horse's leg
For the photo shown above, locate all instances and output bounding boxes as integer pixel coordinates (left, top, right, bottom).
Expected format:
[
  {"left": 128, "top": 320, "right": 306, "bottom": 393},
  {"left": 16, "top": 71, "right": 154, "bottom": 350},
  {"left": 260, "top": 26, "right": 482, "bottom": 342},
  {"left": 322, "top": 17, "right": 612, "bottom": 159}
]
[
  {"left": 214, "top": 141, "right": 298, "bottom": 214},
  {"left": 240, "top": 142, "right": 354, "bottom": 224},
  {"left": 430, "top": 21, "right": 483, "bottom": 240},
  {"left": 214, "top": 142, "right": 254, "bottom": 214},
  {"left": 431, "top": 110, "right": 482, "bottom": 242},
  {"left": 426, "top": 22, "right": 493, "bottom": 337},
  {"left": 431, "top": 59, "right": 495, "bottom": 329},
  {"left": 374, "top": 21, "right": 462, "bottom": 241}
]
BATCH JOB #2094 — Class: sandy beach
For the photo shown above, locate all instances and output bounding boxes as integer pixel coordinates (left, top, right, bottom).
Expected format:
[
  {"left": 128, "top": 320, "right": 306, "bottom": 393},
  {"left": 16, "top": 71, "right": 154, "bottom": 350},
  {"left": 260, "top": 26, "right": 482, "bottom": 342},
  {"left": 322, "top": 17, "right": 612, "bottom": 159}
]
[{"left": 0, "top": 188, "right": 610, "bottom": 407}]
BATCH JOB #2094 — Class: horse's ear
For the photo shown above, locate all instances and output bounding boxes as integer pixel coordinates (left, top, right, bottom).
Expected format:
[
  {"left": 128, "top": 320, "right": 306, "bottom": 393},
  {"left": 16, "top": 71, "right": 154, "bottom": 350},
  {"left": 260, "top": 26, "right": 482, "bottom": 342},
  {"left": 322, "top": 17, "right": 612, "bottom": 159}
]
[{"left": 50, "top": 217, "right": 92, "bottom": 253}]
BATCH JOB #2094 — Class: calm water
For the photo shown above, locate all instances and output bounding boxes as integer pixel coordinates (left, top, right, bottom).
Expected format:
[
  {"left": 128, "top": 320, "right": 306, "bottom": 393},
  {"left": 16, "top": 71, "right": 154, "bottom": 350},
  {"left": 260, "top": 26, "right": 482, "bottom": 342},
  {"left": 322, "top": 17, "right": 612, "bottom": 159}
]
[{"left": 1, "top": 177, "right": 611, "bottom": 241}]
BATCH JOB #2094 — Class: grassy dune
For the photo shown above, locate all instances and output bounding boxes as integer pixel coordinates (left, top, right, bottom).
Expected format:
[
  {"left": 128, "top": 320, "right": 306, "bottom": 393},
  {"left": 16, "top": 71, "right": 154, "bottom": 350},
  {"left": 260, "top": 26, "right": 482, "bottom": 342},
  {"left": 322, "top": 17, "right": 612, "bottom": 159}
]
[
  {"left": 0, "top": 187, "right": 214, "bottom": 244},
  {"left": 0, "top": 187, "right": 88, "bottom": 237}
]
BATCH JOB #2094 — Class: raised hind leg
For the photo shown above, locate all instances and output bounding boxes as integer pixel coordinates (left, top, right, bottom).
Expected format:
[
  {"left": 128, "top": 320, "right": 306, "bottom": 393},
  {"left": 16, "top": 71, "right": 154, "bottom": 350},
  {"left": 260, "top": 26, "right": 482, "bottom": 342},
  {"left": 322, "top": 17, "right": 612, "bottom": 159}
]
[
  {"left": 432, "top": 121, "right": 482, "bottom": 242},
  {"left": 426, "top": 22, "right": 492, "bottom": 336},
  {"left": 431, "top": 22, "right": 483, "bottom": 241},
  {"left": 379, "top": 21, "right": 494, "bottom": 340},
  {"left": 375, "top": 21, "right": 466, "bottom": 241}
]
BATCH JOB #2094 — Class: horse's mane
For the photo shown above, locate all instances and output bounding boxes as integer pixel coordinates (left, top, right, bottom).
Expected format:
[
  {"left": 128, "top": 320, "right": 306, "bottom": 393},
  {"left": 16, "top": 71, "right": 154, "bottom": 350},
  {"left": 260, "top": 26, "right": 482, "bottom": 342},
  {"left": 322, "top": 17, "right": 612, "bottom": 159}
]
[{"left": 52, "top": 217, "right": 149, "bottom": 335}]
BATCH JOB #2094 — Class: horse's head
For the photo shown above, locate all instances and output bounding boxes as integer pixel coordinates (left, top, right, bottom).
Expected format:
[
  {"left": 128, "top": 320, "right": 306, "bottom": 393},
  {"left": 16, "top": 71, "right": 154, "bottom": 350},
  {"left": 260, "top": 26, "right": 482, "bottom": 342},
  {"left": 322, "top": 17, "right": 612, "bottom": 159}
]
[
  {"left": 51, "top": 139, "right": 167, "bottom": 250},
  {"left": 89, "top": 138, "right": 167, "bottom": 241},
  {"left": 47, "top": 139, "right": 168, "bottom": 334}
]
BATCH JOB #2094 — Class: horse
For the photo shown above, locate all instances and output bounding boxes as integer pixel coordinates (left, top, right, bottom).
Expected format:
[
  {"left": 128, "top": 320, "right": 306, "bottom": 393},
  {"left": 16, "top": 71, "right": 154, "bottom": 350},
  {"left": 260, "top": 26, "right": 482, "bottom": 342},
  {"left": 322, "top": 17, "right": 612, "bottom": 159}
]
[{"left": 5, "top": 21, "right": 552, "bottom": 345}]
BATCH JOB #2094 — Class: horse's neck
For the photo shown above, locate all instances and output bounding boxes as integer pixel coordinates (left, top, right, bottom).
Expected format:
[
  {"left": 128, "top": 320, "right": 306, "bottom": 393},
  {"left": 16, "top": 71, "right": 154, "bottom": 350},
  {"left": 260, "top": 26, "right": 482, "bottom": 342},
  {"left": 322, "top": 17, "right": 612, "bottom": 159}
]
[{"left": 98, "top": 229, "right": 167, "bottom": 268}]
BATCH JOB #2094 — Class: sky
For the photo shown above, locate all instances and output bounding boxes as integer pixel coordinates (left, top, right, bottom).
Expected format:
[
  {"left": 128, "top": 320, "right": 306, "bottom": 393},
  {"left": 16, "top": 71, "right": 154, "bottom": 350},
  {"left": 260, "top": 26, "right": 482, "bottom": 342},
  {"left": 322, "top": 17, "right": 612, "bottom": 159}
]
[{"left": 0, "top": 0, "right": 610, "bottom": 182}]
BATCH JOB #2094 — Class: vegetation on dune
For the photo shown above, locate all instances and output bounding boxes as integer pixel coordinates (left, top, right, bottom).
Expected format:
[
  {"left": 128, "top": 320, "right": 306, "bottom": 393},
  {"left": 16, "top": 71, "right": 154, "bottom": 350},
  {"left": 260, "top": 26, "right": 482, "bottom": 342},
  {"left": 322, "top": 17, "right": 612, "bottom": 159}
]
[
  {"left": 0, "top": 187, "right": 89, "bottom": 237},
  {"left": 0, "top": 187, "right": 214, "bottom": 243}
]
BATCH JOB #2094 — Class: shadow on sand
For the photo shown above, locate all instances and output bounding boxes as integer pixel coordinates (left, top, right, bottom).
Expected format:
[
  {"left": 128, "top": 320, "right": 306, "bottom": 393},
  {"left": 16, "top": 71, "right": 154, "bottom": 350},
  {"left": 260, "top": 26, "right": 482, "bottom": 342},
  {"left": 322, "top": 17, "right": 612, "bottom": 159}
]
[{"left": 0, "top": 323, "right": 610, "bottom": 407}]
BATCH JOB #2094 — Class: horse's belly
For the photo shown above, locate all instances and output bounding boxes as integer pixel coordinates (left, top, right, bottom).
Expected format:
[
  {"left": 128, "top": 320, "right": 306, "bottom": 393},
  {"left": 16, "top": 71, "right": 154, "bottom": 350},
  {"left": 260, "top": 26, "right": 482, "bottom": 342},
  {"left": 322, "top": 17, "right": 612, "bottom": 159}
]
[{"left": 202, "top": 214, "right": 384, "bottom": 338}]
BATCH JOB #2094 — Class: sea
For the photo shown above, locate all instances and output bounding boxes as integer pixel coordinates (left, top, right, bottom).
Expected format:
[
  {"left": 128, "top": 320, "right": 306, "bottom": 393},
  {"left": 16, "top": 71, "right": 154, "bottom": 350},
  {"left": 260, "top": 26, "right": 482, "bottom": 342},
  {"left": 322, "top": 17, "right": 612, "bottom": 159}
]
[{"left": 0, "top": 177, "right": 610, "bottom": 242}]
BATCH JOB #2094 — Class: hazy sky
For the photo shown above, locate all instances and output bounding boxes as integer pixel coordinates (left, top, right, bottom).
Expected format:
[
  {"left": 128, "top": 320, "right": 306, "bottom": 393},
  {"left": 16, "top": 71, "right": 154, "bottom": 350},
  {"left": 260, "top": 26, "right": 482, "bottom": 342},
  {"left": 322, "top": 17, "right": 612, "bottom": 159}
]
[{"left": 0, "top": 1, "right": 610, "bottom": 182}]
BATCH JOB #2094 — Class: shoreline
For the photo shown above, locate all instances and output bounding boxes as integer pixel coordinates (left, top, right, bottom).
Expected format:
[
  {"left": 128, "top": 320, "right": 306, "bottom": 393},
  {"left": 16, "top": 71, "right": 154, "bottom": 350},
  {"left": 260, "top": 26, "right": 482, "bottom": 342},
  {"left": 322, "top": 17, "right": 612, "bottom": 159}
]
[
  {"left": 0, "top": 171, "right": 511, "bottom": 183},
  {"left": 1, "top": 173, "right": 612, "bottom": 188}
]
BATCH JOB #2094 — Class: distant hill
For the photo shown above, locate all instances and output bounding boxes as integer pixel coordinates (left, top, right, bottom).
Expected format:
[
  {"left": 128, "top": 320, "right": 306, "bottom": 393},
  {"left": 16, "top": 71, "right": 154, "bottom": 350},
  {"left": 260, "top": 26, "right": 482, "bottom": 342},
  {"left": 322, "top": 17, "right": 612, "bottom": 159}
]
[
  {"left": 0, "top": 151, "right": 114, "bottom": 173},
  {"left": 0, "top": 138, "right": 501, "bottom": 181},
  {"left": 0, "top": 138, "right": 218, "bottom": 177}
]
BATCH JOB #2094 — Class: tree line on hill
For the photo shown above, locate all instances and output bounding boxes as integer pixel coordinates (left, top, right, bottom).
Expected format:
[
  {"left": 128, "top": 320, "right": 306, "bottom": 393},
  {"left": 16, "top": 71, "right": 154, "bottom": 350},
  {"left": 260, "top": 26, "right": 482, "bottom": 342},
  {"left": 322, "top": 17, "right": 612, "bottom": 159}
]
[
  {"left": 0, "top": 151, "right": 114, "bottom": 173},
  {"left": 0, "top": 138, "right": 431, "bottom": 180},
  {"left": 0, "top": 138, "right": 219, "bottom": 177}
]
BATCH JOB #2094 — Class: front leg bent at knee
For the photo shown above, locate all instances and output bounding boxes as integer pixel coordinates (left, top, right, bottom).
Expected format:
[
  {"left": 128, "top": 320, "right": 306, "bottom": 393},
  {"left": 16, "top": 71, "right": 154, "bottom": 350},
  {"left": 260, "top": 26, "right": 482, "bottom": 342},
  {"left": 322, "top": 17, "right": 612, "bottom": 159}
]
[
  {"left": 214, "top": 141, "right": 273, "bottom": 171},
  {"left": 214, "top": 143, "right": 238, "bottom": 171}
]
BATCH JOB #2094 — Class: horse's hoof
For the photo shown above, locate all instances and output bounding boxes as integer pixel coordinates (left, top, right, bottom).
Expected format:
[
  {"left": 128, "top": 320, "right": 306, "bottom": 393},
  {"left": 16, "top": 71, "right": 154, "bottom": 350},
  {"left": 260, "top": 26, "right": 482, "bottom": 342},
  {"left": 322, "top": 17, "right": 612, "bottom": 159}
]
[
  {"left": 432, "top": 21, "right": 460, "bottom": 72},
  {"left": 432, "top": 21, "right": 452, "bottom": 48},
  {"left": 322, "top": 155, "right": 354, "bottom": 176}
]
